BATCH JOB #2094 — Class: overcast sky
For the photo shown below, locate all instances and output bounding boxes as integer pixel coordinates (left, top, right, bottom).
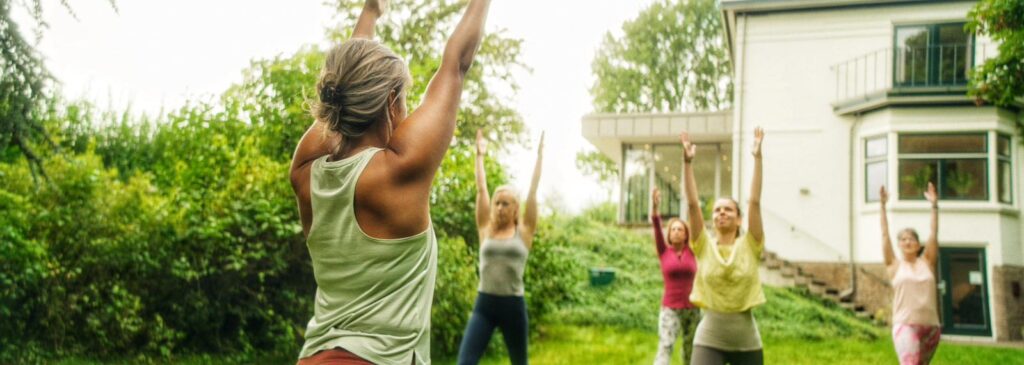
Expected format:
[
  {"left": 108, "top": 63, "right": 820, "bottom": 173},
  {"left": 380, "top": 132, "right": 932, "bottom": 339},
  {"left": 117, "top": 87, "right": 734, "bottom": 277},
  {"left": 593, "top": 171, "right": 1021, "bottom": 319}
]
[{"left": 16, "top": 0, "right": 658, "bottom": 212}]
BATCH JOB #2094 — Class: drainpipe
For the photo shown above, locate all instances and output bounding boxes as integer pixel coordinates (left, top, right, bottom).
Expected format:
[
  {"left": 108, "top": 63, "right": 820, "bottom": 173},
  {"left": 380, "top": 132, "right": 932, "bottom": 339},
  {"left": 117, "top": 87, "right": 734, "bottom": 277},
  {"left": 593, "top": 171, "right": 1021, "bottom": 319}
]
[
  {"left": 841, "top": 117, "right": 862, "bottom": 301},
  {"left": 734, "top": 13, "right": 747, "bottom": 203}
]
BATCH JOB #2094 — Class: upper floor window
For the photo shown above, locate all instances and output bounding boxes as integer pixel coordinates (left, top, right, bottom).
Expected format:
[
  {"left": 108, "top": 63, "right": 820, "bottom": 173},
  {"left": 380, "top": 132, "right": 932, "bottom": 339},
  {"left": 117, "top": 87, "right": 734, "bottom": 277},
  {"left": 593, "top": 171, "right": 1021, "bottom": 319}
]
[{"left": 894, "top": 23, "right": 972, "bottom": 87}]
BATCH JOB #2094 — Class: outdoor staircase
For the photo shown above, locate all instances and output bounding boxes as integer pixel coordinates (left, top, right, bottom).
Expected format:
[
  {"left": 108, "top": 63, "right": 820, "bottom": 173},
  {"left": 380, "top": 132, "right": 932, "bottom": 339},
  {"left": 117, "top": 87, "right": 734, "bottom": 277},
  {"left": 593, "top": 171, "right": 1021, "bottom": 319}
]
[{"left": 759, "top": 250, "right": 876, "bottom": 322}]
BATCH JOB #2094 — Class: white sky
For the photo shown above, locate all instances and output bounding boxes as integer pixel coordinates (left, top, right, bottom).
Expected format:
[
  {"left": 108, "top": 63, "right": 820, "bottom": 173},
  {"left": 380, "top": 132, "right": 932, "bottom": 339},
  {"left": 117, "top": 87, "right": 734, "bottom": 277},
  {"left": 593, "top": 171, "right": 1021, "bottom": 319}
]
[{"left": 18, "top": 0, "right": 657, "bottom": 212}]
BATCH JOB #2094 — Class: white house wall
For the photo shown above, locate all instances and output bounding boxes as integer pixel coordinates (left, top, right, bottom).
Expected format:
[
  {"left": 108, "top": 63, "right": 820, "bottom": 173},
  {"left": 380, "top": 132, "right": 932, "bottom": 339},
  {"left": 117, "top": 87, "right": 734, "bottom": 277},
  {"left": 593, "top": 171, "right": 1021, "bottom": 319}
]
[{"left": 731, "top": 2, "right": 1005, "bottom": 263}]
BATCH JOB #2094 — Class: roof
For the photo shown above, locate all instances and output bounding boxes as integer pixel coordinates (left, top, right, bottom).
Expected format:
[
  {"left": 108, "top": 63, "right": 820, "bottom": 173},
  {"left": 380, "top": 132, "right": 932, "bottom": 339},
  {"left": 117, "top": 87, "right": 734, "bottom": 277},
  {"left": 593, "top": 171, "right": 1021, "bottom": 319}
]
[{"left": 719, "top": 0, "right": 970, "bottom": 14}]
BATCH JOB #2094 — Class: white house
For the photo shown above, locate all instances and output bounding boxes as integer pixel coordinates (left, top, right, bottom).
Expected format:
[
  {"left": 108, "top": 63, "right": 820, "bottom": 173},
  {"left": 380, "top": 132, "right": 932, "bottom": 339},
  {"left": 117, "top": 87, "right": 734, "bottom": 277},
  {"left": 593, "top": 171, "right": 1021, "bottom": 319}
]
[{"left": 582, "top": 0, "right": 1022, "bottom": 341}]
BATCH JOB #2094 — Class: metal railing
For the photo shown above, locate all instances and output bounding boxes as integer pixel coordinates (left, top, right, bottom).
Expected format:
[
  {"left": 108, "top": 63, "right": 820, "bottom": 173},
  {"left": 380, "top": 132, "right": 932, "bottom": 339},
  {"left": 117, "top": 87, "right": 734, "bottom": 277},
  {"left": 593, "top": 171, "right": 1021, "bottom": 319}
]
[{"left": 832, "top": 44, "right": 975, "bottom": 103}]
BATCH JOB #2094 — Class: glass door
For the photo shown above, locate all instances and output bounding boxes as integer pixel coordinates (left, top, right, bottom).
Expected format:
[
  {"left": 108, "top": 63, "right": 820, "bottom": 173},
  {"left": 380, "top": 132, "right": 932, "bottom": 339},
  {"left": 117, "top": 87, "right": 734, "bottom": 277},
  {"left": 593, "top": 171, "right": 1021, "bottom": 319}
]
[{"left": 937, "top": 247, "right": 991, "bottom": 336}]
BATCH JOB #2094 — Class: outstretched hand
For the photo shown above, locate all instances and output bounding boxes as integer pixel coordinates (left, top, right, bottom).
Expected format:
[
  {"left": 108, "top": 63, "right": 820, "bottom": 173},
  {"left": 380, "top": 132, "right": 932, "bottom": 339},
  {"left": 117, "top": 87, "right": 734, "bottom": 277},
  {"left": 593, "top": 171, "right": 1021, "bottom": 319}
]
[
  {"left": 880, "top": 186, "right": 889, "bottom": 205},
  {"left": 752, "top": 126, "right": 765, "bottom": 158},
  {"left": 924, "top": 182, "right": 937, "bottom": 205},
  {"left": 651, "top": 186, "right": 661, "bottom": 211},
  {"left": 476, "top": 129, "right": 487, "bottom": 156},
  {"left": 680, "top": 132, "right": 696, "bottom": 162}
]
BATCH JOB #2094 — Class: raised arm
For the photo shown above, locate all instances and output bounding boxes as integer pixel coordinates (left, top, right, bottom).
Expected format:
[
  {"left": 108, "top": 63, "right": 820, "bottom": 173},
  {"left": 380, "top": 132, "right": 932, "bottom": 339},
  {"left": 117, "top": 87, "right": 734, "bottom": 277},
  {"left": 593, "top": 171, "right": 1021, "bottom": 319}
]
[
  {"left": 289, "top": 0, "right": 386, "bottom": 237},
  {"left": 681, "top": 132, "right": 705, "bottom": 242},
  {"left": 352, "top": 0, "right": 386, "bottom": 39},
  {"left": 521, "top": 132, "right": 544, "bottom": 249},
  {"left": 651, "top": 187, "right": 667, "bottom": 255},
  {"left": 923, "top": 182, "right": 939, "bottom": 269},
  {"left": 386, "top": 0, "right": 492, "bottom": 183},
  {"left": 880, "top": 186, "right": 896, "bottom": 267},
  {"left": 475, "top": 130, "right": 491, "bottom": 242},
  {"left": 747, "top": 127, "right": 764, "bottom": 244}
]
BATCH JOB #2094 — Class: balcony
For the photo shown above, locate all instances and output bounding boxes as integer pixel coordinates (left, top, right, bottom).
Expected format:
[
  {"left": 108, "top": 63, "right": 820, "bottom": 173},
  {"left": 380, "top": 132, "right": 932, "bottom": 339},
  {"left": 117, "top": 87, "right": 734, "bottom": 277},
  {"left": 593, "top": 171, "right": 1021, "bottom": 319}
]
[{"left": 832, "top": 44, "right": 978, "bottom": 116}]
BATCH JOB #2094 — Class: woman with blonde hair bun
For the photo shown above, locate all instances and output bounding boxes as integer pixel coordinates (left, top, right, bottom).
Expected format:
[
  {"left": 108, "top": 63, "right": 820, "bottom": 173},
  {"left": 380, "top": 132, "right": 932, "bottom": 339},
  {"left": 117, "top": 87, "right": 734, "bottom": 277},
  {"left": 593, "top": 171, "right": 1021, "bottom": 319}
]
[{"left": 289, "top": 0, "right": 494, "bottom": 363}]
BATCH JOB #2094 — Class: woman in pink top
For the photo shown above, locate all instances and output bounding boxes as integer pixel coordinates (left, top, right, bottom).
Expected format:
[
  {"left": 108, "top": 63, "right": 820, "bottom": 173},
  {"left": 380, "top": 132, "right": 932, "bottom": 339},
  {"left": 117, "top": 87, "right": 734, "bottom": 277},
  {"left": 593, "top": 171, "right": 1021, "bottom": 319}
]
[
  {"left": 880, "top": 183, "right": 941, "bottom": 365},
  {"left": 650, "top": 186, "right": 699, "bottom": 365}
]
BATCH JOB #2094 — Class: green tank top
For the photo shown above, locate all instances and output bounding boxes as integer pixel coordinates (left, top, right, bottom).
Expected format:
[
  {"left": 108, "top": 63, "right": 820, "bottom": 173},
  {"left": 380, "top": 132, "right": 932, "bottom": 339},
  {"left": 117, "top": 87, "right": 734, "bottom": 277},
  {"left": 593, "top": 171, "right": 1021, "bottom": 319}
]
[{"left": 299, "top": 147, "right": 438, "bottom": 365}]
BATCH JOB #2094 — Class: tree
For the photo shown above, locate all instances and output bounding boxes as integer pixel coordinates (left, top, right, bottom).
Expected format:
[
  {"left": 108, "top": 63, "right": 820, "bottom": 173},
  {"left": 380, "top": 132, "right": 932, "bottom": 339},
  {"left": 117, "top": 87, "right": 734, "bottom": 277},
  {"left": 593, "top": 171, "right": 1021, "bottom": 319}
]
[
  {"left": 590, "top": 0, "right": 732, "bottom": 114},
  {"left": 967, "top": 0, "right": 1024, "bottom": 112},
  {"left": 575, "top": 150, "right": 617, "bottom": 200},
  {"left": 0, "top": 0, "right": 116, "bottom": 179},
  {"left": 328, "top": 0, "right": 529, "bottom": 149}
]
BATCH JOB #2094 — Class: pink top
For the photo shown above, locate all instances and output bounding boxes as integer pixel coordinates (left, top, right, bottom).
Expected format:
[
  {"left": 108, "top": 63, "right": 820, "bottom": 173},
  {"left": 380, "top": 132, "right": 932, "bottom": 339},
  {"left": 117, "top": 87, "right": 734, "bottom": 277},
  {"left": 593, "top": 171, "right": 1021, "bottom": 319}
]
[
  {"left": 652, "top": 215, "right": 697, "bottom": 309},
  {"left": 891, "top": 258, "right": 941, "bottom": 326}
]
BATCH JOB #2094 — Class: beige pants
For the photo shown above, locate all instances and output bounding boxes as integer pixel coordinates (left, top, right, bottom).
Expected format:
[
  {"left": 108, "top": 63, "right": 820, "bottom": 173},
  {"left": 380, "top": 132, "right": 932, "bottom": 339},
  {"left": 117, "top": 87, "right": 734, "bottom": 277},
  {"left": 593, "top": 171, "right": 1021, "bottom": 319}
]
[{"left": 692, "top": 309, "right": 762, "bottom": 351}]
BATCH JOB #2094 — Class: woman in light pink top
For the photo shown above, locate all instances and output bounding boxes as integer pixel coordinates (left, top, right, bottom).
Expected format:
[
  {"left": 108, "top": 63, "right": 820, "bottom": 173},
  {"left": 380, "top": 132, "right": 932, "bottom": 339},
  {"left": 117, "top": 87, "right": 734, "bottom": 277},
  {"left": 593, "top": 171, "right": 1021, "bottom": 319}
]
[{"left": 879, "top": 183, "right": 941, "bottom": 365}]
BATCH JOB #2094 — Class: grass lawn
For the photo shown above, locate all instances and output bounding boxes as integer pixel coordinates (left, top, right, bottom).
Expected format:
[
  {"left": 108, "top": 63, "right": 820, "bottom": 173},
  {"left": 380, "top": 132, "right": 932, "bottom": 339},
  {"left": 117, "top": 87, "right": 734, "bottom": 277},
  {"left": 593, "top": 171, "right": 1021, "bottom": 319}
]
[{"left": 441, "top": 324, "right": 1022, "bottom": 365}]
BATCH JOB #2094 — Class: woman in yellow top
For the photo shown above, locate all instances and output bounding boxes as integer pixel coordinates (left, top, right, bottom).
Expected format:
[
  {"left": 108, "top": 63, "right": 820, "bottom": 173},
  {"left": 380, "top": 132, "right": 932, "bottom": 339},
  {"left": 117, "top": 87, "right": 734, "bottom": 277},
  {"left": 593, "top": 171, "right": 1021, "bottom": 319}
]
[{"left": 682, "top": 128, "right": 766, "bottom": 365}]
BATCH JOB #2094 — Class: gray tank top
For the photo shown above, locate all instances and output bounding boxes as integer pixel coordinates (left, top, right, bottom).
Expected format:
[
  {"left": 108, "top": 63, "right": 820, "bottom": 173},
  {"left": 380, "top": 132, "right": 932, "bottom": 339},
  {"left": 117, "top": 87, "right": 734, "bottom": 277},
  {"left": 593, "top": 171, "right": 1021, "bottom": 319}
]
[{"left": 478, "top": 228, "right": 529, "bottom": 296}]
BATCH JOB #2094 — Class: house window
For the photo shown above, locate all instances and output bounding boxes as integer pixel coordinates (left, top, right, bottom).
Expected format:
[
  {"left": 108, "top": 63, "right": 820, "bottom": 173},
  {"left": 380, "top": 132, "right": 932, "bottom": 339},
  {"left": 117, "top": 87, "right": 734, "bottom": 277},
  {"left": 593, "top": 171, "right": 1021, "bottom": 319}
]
[
  {"left": 894, "top": 23, "right": 971, "bottom": 87},
  {"left": 898, "top": 133, "right": 987, "bottom": 201},
  {"left": 865, "top": 136, "right": 887, "bottom": 202},
  {"left": 623, "top": 145, "right": 653, "bottom": 223},
  {"left": 997, "top": 134, "right": 1013, "bottom": 203},
  {"left": 622, "top": 142, "right": 732, "bottom": 223}
]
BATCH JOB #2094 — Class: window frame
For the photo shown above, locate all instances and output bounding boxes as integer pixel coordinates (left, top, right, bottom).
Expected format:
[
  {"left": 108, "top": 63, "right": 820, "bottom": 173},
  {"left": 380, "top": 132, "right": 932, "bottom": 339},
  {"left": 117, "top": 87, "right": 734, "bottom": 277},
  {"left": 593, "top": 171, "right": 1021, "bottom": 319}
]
[
  {"left": 897, "top": 132, "right": 990, "bottom": 201},
  {"left": 997, "top": 134, "right": 1013, "bottom": 204},
  {"left": 864, "top": 135, "right": 888, "bottom": 203},
  {"left": 892, "top": 22, "right": 974, "bottom": 88}
]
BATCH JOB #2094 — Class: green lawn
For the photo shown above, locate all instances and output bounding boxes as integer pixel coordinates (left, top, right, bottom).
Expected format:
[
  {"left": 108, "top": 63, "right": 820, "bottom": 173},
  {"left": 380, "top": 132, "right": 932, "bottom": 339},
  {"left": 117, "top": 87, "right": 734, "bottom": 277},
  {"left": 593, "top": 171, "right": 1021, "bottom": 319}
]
[
  {"left": 50, "top": 216, "right": 1024, "bottom": 364},
  {"left": 438, "top": 324, "right": 1022, "bottom": 365}
]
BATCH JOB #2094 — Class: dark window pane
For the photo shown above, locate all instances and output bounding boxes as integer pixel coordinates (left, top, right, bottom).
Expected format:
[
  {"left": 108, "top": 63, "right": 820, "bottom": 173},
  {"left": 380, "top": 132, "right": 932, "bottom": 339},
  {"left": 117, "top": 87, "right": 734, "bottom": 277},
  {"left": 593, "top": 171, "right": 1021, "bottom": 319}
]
[
  {"left": 899, "top": 134, "right": 986, "bottom": 154},
  {"left": 941, "top": 159, "right": 987, "bottom": 200},
  {"left": 866, "top": 161, "right": 887, "bottom": 202},
  {"left": 947, "top": 251, "right": 988, "bottom": 327},
  {"left": 899, "top": 159, "right": 938, "bottom": 199},
  {"left": 936, "top": 24, "right": 970, "bottom": 85},
  {"left": 997, "top": 135, "right": 1010, "bottom": 157},
  {"left": 896, "top": 26, "right": 929, "bottom": 86},
  {"left": 999, "top": 161, "right": 1012, "bottom": 203},
  {"left": 866, "top": 137, "right": 887, "bottom": 158}
]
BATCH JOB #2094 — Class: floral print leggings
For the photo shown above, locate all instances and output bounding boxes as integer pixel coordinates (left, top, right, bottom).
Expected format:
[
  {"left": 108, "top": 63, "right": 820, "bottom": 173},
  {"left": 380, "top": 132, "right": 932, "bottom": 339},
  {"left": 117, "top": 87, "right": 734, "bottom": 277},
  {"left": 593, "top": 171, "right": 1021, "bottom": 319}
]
[
  {"left": 892, "top": 323, "right": 941, "bottom": 365},
  {"left": 655, "top": 307, "right": 700, "bottom": 365}
]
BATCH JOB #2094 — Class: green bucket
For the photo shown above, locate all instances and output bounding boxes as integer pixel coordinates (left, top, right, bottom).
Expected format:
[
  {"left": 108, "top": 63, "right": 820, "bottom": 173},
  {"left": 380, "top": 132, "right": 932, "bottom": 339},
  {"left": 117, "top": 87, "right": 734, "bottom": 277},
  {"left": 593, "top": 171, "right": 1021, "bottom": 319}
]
[{"left": 589, "top": 268, "right": 616, "bottom": 287}]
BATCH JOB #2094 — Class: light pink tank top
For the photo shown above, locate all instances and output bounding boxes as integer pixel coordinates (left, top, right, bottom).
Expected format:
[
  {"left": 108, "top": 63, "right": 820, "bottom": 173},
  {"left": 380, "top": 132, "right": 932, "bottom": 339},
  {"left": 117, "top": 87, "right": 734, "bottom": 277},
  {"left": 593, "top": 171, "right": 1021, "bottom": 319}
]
[{"left": 891, "top": 258, "right": 940, "bottom": 326}]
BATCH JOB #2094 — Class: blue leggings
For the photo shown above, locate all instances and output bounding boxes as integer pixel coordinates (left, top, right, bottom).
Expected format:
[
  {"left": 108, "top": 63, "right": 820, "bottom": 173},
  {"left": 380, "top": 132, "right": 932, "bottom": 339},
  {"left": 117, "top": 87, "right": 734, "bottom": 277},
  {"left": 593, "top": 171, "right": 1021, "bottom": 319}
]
[{"left": 456, "top": 292, "right": 528, "bottom": 365}]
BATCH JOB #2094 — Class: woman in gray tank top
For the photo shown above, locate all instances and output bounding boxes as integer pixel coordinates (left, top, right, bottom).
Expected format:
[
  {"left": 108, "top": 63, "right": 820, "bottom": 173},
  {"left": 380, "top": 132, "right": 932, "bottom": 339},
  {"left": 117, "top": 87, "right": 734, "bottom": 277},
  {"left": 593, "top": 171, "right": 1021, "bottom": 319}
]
[
  {"left": 289, "top": 0, "right": 494, "bottom": 364},
  {"left": 455, "top": 130, "right": 544, "bottom": 365}
]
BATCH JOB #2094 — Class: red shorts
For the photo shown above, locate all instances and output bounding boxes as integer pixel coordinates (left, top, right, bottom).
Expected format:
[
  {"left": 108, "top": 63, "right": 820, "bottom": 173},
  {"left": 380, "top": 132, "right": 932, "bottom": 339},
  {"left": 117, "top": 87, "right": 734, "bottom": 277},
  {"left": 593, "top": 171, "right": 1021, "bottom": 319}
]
[{"left": 296, "top": 348, "right": 374, "bottom": 365}]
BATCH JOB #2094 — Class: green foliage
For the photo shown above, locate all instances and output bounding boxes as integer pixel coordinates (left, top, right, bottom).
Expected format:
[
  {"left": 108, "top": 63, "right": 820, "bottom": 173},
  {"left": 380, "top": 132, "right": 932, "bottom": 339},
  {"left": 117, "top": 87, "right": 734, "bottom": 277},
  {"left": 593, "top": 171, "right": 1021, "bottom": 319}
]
[
  {"left": 543, "top": 213, "right": 884, "bottom": 341},
  {"left": 590, "top": 0, "right": 732, "bottom": 113},
  {"left": 1, "top": 0, "right": 530, "bottom": 361},
  {"left": 575, "top": 150, "right": 618, "bottom": 190},
  {"left": 331, "top": 0, "right": 529, "bottom": 149},
  {"left": 754, "top": 287, "right": 883, "bottom": 341},
  {"left": 0, "top": 0, "right": 117, "bottom": 177},
  {"left": 431, "top": 236, "right": 478, "bottom": 356},
  {"left": 967, "top": 0, "right": 1024, "bottom": 109}
]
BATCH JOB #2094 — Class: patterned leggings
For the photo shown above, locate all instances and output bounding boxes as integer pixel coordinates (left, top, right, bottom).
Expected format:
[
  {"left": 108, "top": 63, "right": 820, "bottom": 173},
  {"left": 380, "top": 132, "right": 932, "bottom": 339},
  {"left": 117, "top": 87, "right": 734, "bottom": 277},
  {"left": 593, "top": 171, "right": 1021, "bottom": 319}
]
[
  {"left": 892, "top": 324, "right": 941, "bottom": 365},
  {"left": 655, "top": 307, "right": 700, "bottom": 365}
]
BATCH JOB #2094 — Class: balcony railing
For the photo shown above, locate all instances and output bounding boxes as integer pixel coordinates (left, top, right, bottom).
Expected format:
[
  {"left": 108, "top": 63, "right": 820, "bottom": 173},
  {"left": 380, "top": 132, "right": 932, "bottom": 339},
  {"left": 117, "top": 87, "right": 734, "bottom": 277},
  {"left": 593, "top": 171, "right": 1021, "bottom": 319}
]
[{"left": 832, "top": 44, "right": 977, "bottom": 104}]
